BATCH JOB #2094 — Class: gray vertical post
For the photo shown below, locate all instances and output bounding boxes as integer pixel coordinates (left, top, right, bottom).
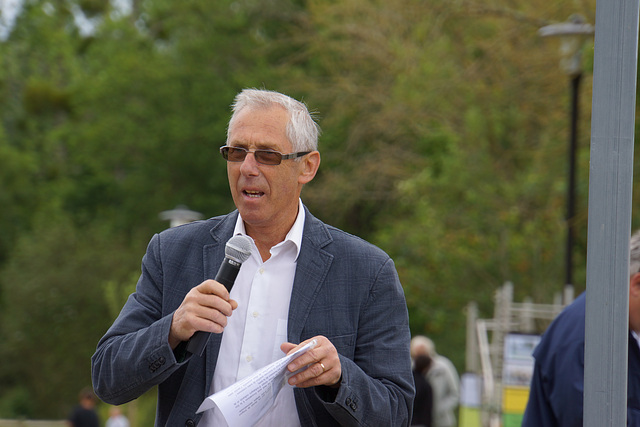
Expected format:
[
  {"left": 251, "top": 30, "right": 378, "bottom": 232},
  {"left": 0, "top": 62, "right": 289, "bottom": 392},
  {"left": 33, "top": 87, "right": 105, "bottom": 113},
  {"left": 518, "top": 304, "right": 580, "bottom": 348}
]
[
  {"left": 466, "top": 301, "right": 479, "bottom": 373},
  {"left": 521, "top": 297, "right": 534, "bottom": 334},
  {"left": 584, "top": 0, "right": 639, "bottom": 424}
]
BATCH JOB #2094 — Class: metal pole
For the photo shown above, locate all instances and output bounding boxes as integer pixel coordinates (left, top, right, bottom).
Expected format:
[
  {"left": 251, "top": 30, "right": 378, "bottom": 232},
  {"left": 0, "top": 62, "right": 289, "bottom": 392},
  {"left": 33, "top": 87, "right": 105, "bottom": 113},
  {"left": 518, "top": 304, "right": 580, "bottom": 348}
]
[
  {"left": 465, "top": 301, "right": 479, "bottom": 373},
  {"left": 565, "top": 72, "right": 581, "bottom": 295},
  {"left": 583, "top": 0, "right": 639, "bottom": 423}
]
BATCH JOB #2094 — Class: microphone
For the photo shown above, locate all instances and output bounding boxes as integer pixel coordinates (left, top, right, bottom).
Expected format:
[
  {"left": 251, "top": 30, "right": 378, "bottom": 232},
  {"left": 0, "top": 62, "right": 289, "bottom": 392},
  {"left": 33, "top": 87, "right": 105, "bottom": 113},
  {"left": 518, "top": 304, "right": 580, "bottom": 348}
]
[{"left": 186, "top": 235, "right": 252, "bottom": 356}]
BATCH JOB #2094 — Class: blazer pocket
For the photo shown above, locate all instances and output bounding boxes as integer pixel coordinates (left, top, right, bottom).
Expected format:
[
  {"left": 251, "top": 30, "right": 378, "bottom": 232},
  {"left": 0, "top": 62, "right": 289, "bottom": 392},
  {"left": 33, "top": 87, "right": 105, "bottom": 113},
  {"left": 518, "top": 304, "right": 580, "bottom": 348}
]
[{"left": 327, "top": 333, "right": 356, "bottom": 359}]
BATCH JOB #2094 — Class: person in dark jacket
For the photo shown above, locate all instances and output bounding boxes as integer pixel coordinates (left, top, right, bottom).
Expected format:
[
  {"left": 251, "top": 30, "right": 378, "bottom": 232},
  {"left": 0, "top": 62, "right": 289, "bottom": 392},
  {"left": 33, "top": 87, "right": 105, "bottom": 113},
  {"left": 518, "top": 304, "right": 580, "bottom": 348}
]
[
  {"left": 522, "top": 230, "right": 640, "bottom": 426},
  {"left": 412, "top": 354, "right": 434, "bottom": 427},
  {"left": 66, "top": 387, "right": 99, "bottom": 427}
]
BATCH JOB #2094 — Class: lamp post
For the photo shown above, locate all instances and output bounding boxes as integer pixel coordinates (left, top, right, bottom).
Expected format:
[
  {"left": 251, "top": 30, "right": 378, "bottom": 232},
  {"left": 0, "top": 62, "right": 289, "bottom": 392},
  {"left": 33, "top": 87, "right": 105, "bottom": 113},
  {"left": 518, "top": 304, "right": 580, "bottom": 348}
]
[
  {"left": 159, "top": 204, "right": 204, "bottom": 228},
  {"left": 539, "top": 15, "right": 594, "bottom": 303}
]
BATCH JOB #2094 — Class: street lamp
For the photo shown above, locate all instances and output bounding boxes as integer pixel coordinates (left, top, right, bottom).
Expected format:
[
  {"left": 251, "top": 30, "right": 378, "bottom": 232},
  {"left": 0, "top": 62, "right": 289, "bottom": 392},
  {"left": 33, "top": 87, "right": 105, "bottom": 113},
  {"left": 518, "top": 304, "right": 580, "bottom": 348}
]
[
  {"left": 539, "top": 14, "right": 594, "bottom": 303},
  {"left": 159, "top": 204, "right": 204, "bottom": 228}
]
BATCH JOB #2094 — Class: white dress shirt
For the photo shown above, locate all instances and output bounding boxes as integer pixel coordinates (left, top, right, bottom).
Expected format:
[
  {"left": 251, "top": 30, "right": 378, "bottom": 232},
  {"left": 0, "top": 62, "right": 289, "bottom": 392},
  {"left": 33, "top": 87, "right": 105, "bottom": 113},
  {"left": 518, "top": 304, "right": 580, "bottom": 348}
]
[{"left": 199, "top": 200, "right": 305, "bottom": 427}]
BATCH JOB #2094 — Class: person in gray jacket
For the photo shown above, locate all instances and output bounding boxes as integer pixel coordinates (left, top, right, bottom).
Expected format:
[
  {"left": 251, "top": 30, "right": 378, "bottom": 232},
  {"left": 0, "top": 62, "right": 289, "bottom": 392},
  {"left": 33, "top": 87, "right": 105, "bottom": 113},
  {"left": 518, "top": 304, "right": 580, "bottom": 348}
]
[
  {"left": 411, "top": 336, "right": 460, "bottom": 427},
  {"left": 92, "top": 88, "right": 414, "bottom": 426}
]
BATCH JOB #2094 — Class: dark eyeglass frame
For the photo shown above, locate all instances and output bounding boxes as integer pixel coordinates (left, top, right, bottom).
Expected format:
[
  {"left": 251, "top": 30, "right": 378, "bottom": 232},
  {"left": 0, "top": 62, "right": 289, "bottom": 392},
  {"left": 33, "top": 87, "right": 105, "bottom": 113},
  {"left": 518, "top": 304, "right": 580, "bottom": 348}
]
[{"left": 220, "top": 145, "right": 311, "bottom": 166}]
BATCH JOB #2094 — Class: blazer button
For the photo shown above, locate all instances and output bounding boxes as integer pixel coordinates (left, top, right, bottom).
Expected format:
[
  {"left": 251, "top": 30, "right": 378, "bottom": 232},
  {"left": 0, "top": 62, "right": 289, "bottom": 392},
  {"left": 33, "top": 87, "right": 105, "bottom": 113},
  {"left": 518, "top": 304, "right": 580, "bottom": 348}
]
[{"left": 185, "top": 419, "right": 195, "bottom": 427}]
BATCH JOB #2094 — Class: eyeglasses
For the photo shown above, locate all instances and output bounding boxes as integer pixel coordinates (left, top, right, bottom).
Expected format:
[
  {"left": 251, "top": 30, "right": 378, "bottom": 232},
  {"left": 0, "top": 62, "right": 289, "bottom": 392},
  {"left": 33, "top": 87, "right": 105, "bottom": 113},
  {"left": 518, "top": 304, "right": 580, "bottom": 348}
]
[{"left": 220, "top": 146, "right": 311, "bottom": 166}]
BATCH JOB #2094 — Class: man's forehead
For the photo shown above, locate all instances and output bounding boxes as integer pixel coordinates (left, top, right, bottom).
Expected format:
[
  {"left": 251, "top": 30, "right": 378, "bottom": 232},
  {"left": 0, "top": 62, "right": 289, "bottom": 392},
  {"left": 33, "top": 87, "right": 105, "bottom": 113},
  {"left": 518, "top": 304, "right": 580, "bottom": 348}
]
[{"left": 228, "top": 106, "right": 291, "bottom": 149}]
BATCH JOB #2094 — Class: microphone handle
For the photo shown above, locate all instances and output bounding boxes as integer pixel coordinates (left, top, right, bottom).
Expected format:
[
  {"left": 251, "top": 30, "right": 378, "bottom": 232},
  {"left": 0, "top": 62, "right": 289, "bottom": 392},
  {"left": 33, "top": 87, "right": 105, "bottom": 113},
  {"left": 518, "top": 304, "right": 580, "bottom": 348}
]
[{"left": 185, "top": 259, "right": 241, "bottom": 356}]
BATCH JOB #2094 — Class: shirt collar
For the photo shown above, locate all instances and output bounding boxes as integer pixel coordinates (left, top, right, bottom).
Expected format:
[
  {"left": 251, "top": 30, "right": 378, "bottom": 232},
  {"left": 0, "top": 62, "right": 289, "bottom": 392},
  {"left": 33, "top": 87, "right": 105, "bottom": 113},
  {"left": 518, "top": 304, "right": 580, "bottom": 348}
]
[
  {"left": 632, "top": 331, "right": 640, "bottom": 351},
  {"left": 233, "top": 199, "right": 305, "bottom": 260}
]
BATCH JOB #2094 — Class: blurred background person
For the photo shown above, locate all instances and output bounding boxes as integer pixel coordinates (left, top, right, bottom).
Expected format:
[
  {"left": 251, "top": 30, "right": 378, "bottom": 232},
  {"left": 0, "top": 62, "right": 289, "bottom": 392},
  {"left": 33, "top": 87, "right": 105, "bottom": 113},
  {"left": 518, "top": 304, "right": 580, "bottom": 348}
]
[
  {"left": 411, "top": 353, "right": 434, "bottom": 427},
  {"left": 411, "top": 335, "right": 460, "bottom": 427},
  {"left": 106, "top": 406, "right": 129, "bottom": 427},
  {"left": 66, "top": 387, "right": 99, "bottom": 427}
]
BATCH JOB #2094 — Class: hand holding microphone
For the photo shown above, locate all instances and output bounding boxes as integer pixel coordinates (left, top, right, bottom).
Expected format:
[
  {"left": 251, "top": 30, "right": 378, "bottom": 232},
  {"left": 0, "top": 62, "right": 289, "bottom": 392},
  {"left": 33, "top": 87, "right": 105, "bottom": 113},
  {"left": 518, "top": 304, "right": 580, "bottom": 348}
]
[
  {"left": 186, "top": 235, "right": 252, "bottom": 356},
  {"left": 169, "top": 235, "right": 252, "bottom": 356}
]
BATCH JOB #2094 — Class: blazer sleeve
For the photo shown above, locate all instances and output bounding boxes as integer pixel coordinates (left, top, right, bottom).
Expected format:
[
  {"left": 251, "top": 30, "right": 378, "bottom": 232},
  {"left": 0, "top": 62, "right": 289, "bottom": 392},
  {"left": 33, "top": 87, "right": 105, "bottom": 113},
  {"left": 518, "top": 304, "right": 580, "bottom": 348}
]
[
  {"left": 91, "top": 233, "right": 189, "bottom": 404},
  {"left": 297, "top": 256, "right": 415, "bottom": 426}
]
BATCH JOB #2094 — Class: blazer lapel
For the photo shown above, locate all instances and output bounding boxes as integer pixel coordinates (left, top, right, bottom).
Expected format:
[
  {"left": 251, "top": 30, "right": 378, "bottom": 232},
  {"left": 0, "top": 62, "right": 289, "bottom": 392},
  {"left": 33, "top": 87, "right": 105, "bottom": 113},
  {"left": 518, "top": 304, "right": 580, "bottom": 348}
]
[
  {"left": 200, "top": 212, "right": 238, "bottom": 400},
  {"left": 168, "top": 212, "right": 238, "bottom": 423},
  {"left": 288, "top": 208, "right": 334, "bottom": 343}
]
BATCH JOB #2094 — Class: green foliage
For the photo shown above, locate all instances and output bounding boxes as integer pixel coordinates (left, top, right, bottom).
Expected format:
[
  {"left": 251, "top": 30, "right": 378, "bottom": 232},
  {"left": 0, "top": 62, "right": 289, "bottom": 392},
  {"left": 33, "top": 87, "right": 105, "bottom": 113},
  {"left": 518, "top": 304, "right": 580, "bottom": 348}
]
[
  {"left": 0, "top": 386, "right": 35, "bottom": 419},
  {"left": 293, "top": 0, "right": 595, "bottom": 369},
  {"left": 0, "top": 212, "right": 140, "bottom": 418},
  {"left": 103, "top": 272, "right": 139, "bottom": 320},
  {"left": 374, "top": 126, "right": 569, "bottom": 367}
]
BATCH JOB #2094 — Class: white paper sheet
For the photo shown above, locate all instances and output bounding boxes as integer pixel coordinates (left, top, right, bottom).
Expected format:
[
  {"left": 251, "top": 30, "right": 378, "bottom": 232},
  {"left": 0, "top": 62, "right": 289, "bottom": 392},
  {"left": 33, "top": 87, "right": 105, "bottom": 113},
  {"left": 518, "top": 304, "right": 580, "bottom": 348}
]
[{"left": 196, "top": 339, "right": 317, "bottom": 426}]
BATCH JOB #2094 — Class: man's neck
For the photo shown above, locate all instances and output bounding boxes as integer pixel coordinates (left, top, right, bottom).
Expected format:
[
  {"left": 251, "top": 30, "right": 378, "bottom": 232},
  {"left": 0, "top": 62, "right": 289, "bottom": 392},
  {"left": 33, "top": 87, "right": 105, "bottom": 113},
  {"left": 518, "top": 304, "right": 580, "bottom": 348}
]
[
  {"left": 251, "top": 235, "right": 282, "bottom": 262},
  {"left": 246, "top": 219, "right": 295, "bottom": 262},
  {"left": 239, "top": 200, "right": 302, "bottom": 262}
]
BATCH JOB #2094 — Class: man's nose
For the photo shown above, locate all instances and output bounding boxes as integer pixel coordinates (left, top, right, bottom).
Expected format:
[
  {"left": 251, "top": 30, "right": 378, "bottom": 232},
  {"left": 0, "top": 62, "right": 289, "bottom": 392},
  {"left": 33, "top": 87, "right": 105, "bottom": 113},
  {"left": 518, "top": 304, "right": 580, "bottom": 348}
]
[{"left": 239, "top": 152, "right": 260, "bottom": 174}]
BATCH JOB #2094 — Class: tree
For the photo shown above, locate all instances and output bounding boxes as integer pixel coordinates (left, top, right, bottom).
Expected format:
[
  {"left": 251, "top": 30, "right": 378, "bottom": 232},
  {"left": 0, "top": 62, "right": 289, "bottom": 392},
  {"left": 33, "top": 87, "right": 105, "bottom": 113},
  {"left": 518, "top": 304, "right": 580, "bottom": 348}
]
[
  {"left": 275, "top": 0, "right": 596, "bottom": 366},
  {"left": 0, "top": 214, "right": 139, "bottom": 418}
]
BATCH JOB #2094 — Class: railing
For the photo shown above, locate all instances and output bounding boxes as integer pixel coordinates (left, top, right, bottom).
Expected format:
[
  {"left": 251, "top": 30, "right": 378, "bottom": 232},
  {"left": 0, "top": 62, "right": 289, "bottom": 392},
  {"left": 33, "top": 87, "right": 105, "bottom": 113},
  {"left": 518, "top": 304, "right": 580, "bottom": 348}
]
[{"left": 463, "top": 281, "right": 573, "bottom": 427}]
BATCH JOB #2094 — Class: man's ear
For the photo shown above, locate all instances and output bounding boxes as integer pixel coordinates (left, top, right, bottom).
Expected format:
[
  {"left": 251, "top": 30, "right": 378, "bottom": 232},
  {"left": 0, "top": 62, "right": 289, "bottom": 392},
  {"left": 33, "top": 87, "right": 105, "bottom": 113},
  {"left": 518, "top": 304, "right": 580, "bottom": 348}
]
[
  {"left": 630, "top": 272, "right": 640, "bottom": 297},
  {"left": 298, "top": 151, "right": 321, "bottom": 185}
]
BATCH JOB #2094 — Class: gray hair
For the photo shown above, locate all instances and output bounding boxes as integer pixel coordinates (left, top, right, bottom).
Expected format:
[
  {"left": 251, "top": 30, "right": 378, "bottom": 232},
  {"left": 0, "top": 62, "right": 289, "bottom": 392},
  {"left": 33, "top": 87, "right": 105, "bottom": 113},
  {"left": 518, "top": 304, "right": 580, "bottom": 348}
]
[
  {"left": 410, "top": 335, "right": 436, "bottom": 358},
  {"left": 630, "top": 230, "right": 640, "bottom": 277},
  {"left": 226, "top": 88, "right": 320, "bottom": 153}
]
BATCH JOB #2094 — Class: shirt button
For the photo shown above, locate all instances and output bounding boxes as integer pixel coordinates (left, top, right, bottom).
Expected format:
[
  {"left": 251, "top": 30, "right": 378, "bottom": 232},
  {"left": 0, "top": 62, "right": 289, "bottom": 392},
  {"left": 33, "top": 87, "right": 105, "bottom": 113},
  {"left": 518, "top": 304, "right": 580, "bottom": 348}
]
[
  {"left": 259, "top": 268, "right": 265, "bottom": 274},
  {"left": 246, "top": 355, "right": 253, "bottom": 362},
  {"left": 252, "top": 311, "right": 259, "bottom": 318}
]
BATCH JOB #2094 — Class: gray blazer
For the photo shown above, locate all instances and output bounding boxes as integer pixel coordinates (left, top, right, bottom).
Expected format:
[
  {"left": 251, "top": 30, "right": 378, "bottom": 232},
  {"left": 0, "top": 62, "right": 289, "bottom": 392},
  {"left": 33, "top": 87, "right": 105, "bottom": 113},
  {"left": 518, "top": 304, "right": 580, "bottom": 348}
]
[{"left": 92, "top": 207, "right": 414, "bottom": 426}]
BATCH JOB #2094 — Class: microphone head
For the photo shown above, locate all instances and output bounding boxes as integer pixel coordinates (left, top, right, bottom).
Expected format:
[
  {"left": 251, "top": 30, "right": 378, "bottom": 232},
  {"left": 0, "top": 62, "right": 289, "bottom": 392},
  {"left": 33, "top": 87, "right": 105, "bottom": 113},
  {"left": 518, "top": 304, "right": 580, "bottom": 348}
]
[{"left": 225, "top": 235, "right": 252, "bottom": 263}]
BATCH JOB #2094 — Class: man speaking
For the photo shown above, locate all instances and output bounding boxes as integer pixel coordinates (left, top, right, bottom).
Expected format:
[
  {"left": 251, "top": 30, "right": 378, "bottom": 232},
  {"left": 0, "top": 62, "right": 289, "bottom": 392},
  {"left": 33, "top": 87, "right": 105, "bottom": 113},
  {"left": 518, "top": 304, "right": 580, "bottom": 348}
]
[{"left": 91, "top": 88, "right": 415, "bottom": 426}]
